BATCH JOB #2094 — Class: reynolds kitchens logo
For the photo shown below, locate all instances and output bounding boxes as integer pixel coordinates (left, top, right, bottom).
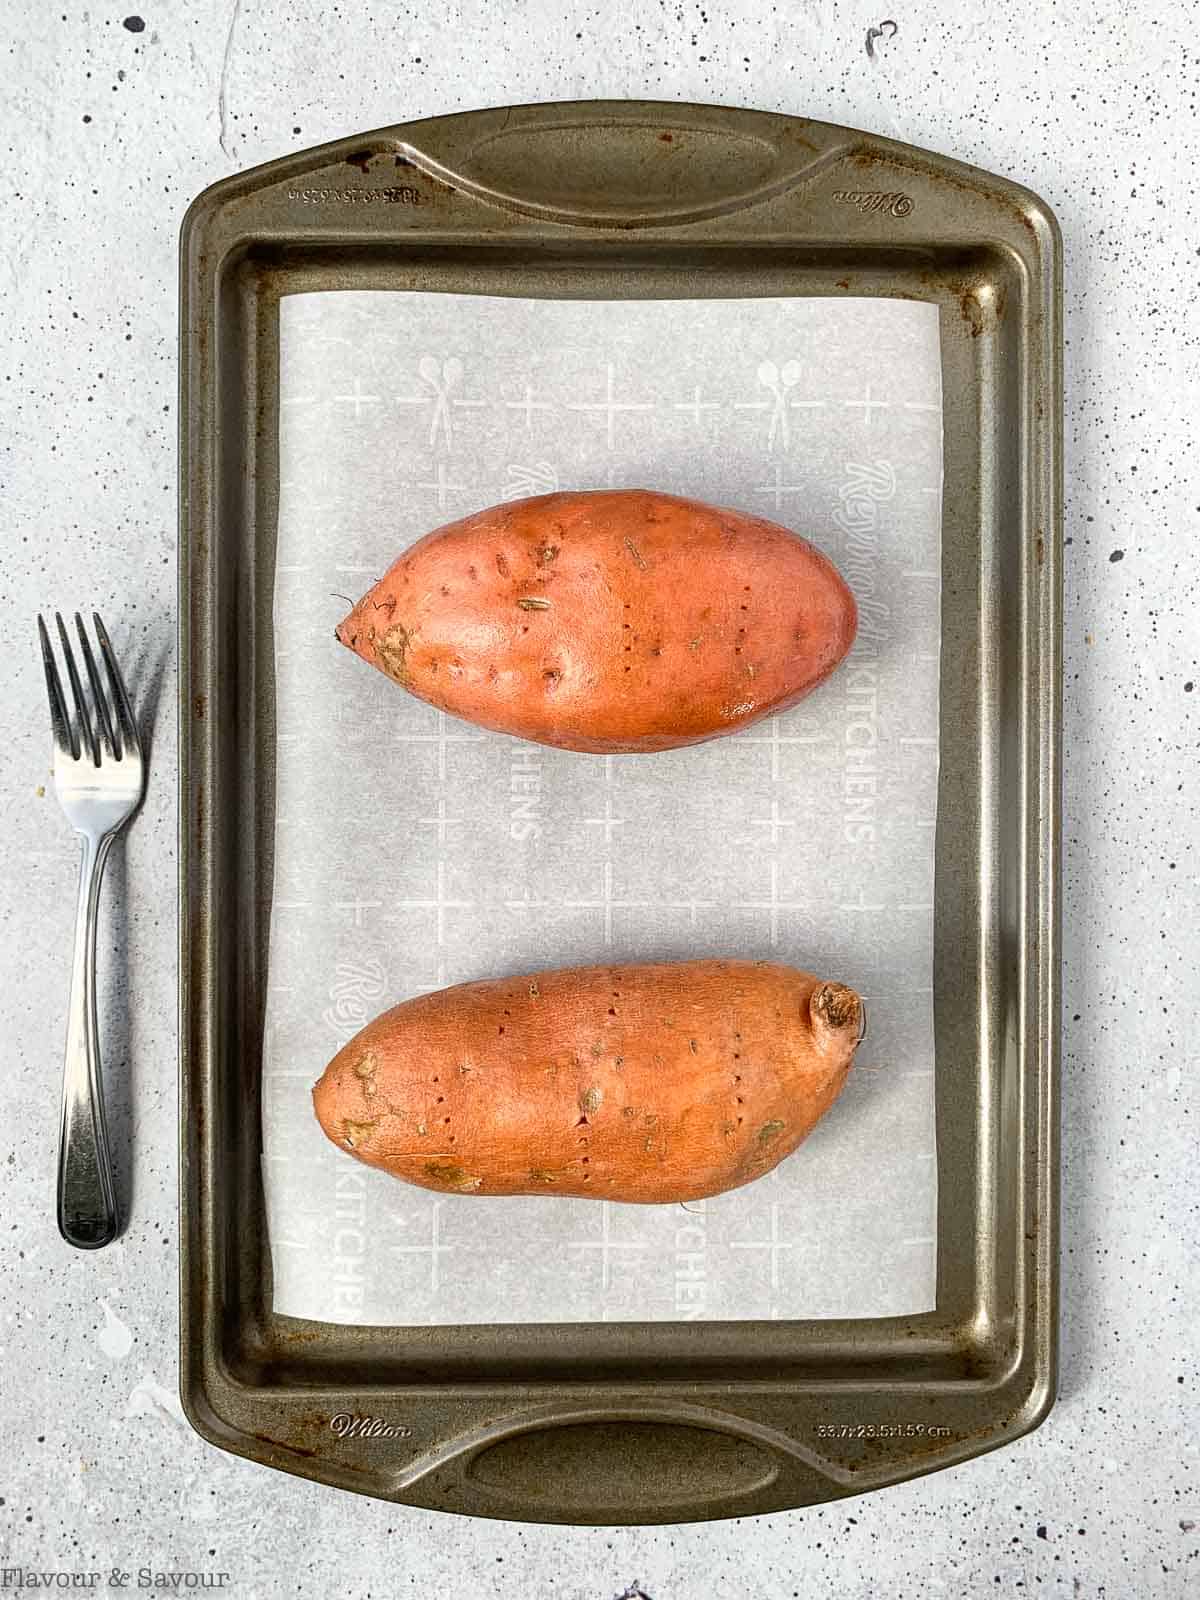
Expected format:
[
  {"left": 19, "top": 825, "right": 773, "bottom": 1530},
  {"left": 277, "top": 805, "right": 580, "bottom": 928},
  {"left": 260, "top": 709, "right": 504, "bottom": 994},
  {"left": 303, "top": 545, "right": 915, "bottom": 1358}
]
[
  {"left": 674, "top": 1200, "right": 708, "bottom": 1319},
  {"left": 321, "top": 955, "right": 387, "bottom": 1039},
  {"left": 321, "top": 957, "right": 389, "bottom": 1319},
  {"left": 834, "top": 461, "right": 894, "bottom": 846}
]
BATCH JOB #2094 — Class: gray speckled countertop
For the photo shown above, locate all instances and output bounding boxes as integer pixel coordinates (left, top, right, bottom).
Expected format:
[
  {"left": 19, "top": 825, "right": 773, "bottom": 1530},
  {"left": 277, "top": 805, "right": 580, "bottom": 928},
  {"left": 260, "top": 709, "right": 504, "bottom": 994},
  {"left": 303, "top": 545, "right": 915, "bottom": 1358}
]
[{"left": 2, "top": 3, "right": 1196, "bottom": 1595}]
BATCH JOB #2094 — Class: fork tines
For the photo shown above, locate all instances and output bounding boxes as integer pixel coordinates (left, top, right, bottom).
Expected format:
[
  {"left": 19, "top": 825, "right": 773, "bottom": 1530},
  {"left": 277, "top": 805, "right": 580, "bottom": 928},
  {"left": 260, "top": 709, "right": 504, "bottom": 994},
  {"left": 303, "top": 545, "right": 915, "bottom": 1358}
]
[{"left": 38, "top": 612, "right": 139, "bottom": 764}]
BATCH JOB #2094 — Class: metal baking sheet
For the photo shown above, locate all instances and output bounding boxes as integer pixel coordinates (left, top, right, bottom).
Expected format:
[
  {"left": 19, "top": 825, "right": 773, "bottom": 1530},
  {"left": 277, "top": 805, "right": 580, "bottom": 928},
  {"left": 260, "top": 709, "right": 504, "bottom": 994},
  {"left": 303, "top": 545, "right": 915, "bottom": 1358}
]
[{"left": 179, "top": 100, "right": 1061, "bottom": 1524}]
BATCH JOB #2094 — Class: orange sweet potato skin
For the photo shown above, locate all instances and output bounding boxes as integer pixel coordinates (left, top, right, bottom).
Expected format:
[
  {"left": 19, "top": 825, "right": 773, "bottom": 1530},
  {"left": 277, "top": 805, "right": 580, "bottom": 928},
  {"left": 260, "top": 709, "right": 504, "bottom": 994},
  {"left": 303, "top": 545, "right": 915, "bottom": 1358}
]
[
  {"left": 312, "top": 959, "right": 863, "bottom": 1204},
  {"left": 335, "top": 490, "right": 856, "bottom": 753}
]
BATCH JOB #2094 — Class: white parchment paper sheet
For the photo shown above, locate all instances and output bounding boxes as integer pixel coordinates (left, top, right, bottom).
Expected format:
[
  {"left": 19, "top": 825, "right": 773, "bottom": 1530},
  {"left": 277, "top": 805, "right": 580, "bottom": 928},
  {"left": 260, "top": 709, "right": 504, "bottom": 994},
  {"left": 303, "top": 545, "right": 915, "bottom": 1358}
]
[{"left": 264, "top": 291, "right": 942, "bottom": 1325}]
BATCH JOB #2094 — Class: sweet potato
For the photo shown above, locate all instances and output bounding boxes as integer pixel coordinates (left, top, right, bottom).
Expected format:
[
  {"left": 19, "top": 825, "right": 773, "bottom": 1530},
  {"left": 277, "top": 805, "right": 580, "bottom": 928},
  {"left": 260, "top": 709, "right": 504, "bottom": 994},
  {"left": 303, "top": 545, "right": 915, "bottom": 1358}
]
[
  {"left": 312, "top": 959, "right": 863, "bottom": 1203},
  {"left": 335, "top": 489, "right": 856, "bottom": 753}
]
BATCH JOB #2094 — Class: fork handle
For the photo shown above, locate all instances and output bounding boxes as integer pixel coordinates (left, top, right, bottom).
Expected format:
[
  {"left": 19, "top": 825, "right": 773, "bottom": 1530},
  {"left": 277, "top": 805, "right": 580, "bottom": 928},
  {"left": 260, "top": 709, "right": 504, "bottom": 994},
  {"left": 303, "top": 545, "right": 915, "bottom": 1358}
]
[{"left": 57, "top": 831, "right": 119, "bottom": 1249}]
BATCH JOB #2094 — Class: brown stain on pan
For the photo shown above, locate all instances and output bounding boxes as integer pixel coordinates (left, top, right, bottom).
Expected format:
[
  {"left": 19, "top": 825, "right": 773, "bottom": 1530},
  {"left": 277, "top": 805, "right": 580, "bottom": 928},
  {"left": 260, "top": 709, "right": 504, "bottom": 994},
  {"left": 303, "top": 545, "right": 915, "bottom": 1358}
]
[
  {"left": 956, "top": 284, "right": 986, "bottom": 339},
  {"left": 955, "top": 278, "right": 1009, "bottom": 338},
  {"left": 253, "top": 1431, "right": 320, "bottom": 1459},
  {"left": 915, "top": 266, "right": 1010, "bottom": 340},
  {"left": 782, "top": 123, "right": 820, "bottom": 155},
  {"left": 849, "top": 144, "right": 1040, "bottom": 238},
  {"left": 277, "top": 1325, "right": 325, "bottom": 1345}
]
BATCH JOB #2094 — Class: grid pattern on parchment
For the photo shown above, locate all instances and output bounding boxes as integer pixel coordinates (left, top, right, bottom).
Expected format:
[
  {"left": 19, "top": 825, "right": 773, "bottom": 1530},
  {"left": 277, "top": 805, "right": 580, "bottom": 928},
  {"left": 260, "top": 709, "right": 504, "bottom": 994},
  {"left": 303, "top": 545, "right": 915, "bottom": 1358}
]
[{"left": 263, "top": 292, "right": 943, "bottom": 1326}]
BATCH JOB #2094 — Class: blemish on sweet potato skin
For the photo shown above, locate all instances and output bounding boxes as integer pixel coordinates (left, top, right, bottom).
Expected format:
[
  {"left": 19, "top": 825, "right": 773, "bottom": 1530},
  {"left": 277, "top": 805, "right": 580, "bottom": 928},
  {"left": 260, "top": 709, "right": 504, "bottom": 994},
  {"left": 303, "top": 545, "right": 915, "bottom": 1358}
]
[
  {"left": 373, "top": 622, "right": 410, "bottom": 685},
  {"left": 341, "top": 1118, "right": 379, "bottom": 1150},
  {"left": 353, "top": 1051, "right": 379, "bottom": 1098},
  {"left": 424, "top": 1162, "right": 483, "bottom": 1191}
]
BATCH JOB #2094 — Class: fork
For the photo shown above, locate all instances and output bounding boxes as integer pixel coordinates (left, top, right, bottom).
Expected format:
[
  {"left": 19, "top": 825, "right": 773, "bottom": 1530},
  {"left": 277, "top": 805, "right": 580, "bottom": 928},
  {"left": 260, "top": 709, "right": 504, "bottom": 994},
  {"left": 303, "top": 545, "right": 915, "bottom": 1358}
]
[{"left": 38, "top": 613, "right": 146, "bottom": 1249}]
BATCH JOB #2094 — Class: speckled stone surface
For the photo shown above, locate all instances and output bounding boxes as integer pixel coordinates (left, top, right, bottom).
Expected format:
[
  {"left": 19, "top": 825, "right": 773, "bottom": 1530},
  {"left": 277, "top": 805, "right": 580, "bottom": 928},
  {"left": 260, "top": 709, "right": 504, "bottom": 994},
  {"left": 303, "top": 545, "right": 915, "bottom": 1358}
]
[{"left": 2, "top": 3, "right": 1196, "bottom": 1594}]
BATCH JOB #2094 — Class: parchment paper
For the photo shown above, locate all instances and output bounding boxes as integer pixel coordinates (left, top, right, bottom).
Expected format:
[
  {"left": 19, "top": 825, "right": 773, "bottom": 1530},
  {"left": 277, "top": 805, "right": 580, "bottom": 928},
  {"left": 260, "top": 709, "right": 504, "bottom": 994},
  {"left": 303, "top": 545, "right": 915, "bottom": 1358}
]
[{"left": 265, "top": 291, "right": 942, "bottom": 1325}]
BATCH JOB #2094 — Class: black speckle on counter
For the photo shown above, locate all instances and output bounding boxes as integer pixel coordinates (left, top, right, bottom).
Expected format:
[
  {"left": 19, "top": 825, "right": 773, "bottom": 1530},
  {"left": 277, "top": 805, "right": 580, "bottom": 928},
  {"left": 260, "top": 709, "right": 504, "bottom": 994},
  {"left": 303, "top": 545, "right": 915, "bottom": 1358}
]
[
  {"left": 1109, "top": 548, "right": 1125, "bottom": 562},
  {"left": 1184, "top": 681, "right": 1194, "bottom": 692},
  {"left": 122, "top": 14, "right": 145, "bottom": 31}
]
